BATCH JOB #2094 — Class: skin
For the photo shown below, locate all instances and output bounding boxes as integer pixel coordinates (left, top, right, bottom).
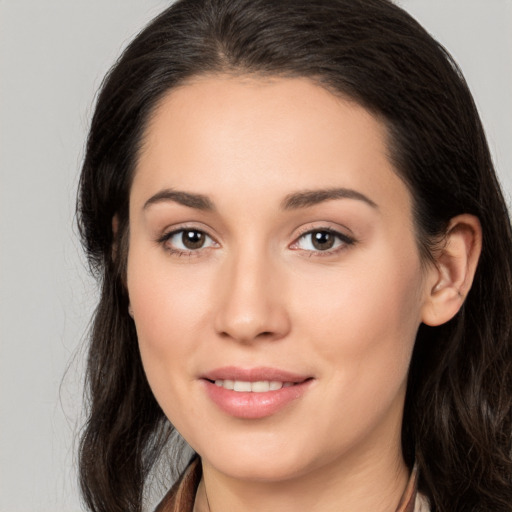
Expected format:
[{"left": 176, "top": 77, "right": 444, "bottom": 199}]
[{"left": 126, "top": 76, "right": 481, "bottom": 512}]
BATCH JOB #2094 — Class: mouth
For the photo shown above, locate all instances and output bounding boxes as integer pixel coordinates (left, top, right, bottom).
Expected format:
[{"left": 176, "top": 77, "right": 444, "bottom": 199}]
[
  {"left": 210, "top": 379, "right": 296, "bottom": 392},
  {"left": 200, "top": 367, "right": 314, "bottom": 419}
]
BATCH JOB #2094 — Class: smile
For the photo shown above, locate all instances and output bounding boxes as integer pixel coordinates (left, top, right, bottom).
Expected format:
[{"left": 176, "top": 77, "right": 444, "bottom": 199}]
[
  {"left": 214, "top": 380, "right": 295, "bottom": 392},
  {"left": 201, "top": 367, "right": 314, "bottom": 419}
]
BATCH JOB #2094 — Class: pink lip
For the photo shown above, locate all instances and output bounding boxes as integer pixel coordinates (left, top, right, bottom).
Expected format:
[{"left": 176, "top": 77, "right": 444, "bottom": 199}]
[
  {"left": 202, "top": 366, "right": 310, "bottom": 383},
  {"left": 201, "top": 366, "right": 313, "bottom": 419}
]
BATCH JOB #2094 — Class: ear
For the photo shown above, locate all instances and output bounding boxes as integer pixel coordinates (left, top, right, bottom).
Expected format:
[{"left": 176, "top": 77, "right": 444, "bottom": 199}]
[{"left": 421, "top": 214, "right": 482, "bottom": 327}]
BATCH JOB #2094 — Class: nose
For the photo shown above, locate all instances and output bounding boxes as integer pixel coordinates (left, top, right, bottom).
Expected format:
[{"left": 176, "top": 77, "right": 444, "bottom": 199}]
[{"left": 214, "top": 251, "right": 291, "bottom": 344}]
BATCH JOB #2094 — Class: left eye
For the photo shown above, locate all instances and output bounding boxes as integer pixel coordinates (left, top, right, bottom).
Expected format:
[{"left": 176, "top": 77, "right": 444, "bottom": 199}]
[
  {"left": 164, "top": 229, "right": 217, "bottom": 251},
  {"left": 294, "top": 229, "right": 352, "bottom": 252}
]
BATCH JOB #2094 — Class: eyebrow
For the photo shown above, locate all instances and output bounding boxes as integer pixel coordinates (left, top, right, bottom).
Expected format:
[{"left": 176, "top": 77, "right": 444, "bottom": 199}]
[
  {"left": 143, "top": 186, "right": 377, "bottom": 212},
  {"left": 143, "top": 189, "right": 215, "bottom": 211},
  {"left": 281, "top": 188, "right": 378, "bottom": 210}
]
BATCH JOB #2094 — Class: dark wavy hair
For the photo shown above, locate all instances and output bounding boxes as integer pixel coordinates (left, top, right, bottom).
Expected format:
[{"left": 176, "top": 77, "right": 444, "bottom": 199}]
[{"left": 77, "top": 0, "right": 512, "bottom": 510}]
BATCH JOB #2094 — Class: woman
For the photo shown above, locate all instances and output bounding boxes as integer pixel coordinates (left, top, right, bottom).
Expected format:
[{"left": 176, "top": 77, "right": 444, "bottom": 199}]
[{"left": 77, "top": 0, "right": 512, "bottom": 511}]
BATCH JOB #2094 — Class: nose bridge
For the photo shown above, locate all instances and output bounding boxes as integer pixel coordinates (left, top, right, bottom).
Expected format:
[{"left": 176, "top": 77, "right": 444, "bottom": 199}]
[{"left": 214, "top": 243, "right": 289, "bottom": 343}]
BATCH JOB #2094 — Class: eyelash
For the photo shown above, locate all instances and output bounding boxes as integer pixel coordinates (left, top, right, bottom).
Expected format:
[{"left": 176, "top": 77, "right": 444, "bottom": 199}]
[{"left": 157, "top": 226, "right": 356, "bottom": 257}]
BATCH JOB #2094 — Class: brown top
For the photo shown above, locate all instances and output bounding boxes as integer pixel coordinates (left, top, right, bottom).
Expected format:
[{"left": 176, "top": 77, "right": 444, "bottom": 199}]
[{"left": 155, "top": 458, "right": 431, "bottom": 512}]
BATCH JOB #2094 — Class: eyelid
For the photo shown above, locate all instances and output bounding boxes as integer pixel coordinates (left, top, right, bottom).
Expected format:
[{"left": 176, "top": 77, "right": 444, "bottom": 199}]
[{"left": 156, "top": 220, "right": 217, "bottom": 241}]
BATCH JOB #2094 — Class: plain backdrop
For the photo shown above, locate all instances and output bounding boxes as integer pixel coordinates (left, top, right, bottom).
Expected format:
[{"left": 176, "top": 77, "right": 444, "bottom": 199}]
[{"left": 0, "top": 1, "right": 511, "bottom": 511}]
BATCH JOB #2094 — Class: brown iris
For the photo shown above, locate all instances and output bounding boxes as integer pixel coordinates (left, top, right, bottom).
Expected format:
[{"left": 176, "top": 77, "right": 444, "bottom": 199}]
[
  {"left": 311, "top": 230, "right": 336, "bottom": 250},
  {"left": 181, "top": 230, "right": 205, "bottom": 249}
]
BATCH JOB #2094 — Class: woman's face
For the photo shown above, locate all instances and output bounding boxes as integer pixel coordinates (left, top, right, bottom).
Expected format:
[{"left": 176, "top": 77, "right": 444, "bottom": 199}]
[{"left": 127, "top": 76, "right": 434, "bottom": 481}]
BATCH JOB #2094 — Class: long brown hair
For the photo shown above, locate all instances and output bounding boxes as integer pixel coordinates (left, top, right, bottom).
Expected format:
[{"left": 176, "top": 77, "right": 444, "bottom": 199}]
[{"left": 77, "top": 1, "right": 512, "bottom": 510}]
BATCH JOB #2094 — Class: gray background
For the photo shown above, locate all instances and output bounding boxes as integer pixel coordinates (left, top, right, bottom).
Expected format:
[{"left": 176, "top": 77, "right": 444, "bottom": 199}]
[{"left": 0, "top": 1, "right": 511, "bottom": 510}]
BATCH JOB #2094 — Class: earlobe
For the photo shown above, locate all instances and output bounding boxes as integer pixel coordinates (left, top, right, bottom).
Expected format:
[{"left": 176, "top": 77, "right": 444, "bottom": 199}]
[{"left": 421, "top": 214, "right": 482, "bottom": 327}]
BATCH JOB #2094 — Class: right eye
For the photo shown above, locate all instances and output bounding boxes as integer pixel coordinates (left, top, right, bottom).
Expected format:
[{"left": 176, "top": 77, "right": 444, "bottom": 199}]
[{"left": 160, "top": 228, "right": 218, "bottom": 255}]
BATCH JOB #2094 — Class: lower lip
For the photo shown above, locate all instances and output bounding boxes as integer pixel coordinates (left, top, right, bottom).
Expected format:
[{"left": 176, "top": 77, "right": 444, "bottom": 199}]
[{"left": 203, "top": 379, "right": 312, "bottom": 419}]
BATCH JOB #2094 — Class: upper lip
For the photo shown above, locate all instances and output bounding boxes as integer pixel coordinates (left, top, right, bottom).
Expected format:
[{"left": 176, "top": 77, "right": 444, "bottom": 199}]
[{"left": 201, "top": 366, "right": 312, "bottom": 383}]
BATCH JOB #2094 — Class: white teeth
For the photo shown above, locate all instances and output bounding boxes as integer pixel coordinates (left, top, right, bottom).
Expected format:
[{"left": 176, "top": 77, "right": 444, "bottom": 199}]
[
  {"left": 233, "top": 381, "right": 252, "bottom": 392},
  {"left": 250, "top": 381, "right": 269, "bottom": 392},
  {"left": 214, "top": 380, "right": 293, "bottom": 392}
]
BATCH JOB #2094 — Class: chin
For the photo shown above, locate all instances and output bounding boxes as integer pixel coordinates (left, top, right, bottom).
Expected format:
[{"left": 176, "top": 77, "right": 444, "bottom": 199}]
[
  {"left": 198, "top": 435, "right": 325, "bottom": 483},
  {"left": 212, "top": 457, "right": 311, "bottom": 482}
]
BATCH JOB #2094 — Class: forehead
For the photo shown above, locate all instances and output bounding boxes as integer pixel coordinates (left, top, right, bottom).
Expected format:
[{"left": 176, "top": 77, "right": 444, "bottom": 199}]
[
  {"left": 141, "top": 75, "right": 387, "bottom": 162},
  {"left": 133, "top": 75, "right": 411, "bottom": 215}
]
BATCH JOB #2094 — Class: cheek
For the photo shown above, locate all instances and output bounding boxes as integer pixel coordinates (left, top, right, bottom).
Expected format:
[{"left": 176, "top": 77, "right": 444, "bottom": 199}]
[
  {"left": 294, "top": 249, "right": 424, "bottom": 391},
  {"left": 126, "top": 243, "right": 210, "bottom": 402},
  {"left": 128, "top": 243, "right": 211, "bottom": 344},
  {"left": 283, "top": 256, "right": 423, "bottom": 454},
  {"left": 128, "top": 277, "right": 206, "bottom": 440}
]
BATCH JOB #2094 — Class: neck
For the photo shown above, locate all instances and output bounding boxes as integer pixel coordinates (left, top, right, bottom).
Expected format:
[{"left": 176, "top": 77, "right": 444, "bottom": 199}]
[{"left": 197, "top": 446, "right": 409, "bottom": 512}]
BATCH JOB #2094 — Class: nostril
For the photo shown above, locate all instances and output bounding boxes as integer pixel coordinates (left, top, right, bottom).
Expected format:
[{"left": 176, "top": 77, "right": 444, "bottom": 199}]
[{"left": 214, "top": 297, "right": 292, "bottom": 343}]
